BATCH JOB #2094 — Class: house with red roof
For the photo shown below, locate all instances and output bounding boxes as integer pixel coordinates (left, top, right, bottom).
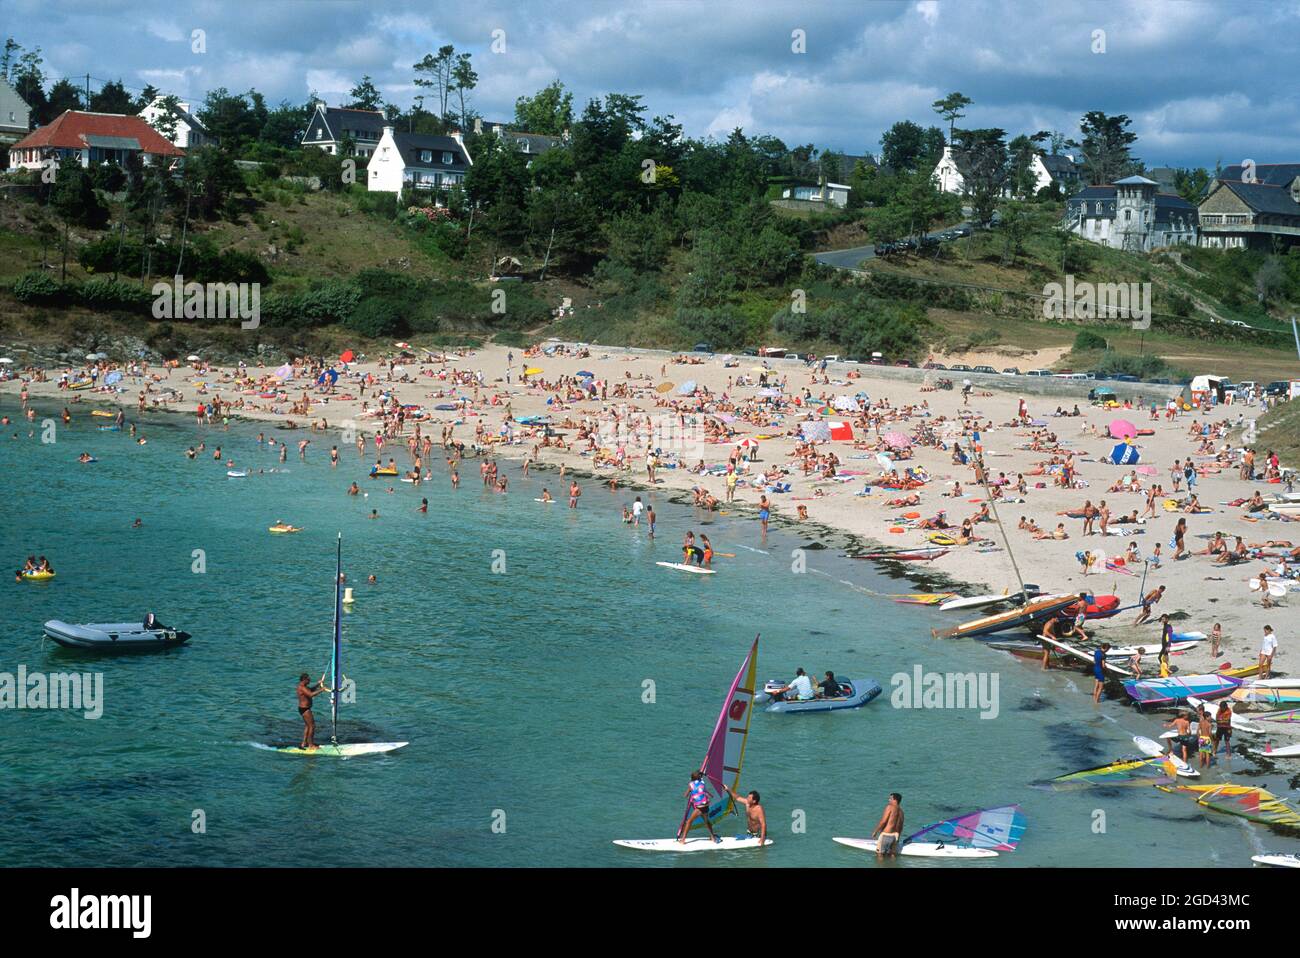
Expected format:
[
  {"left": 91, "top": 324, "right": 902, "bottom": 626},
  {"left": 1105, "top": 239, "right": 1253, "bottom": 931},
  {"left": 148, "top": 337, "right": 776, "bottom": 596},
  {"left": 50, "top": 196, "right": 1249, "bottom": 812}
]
[{"left": 6, "top": 110, "right": 185, "bottom": 173}]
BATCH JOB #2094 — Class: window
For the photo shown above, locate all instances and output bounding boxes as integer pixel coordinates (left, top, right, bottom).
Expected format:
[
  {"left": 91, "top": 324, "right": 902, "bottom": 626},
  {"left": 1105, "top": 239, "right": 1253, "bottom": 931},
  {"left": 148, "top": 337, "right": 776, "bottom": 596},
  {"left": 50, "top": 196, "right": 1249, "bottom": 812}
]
[
  {"left": 1124, "top": 209, "right": 1131, "bottom": 222},
  {"left": 315, "top": 129, "right": 323, "bottom": 140},
  {"left": 420, "top": 150, "right": 432, "bottom": 163},
  {"left": 442, "top": 151, "right": 453, "bottom": 165}
]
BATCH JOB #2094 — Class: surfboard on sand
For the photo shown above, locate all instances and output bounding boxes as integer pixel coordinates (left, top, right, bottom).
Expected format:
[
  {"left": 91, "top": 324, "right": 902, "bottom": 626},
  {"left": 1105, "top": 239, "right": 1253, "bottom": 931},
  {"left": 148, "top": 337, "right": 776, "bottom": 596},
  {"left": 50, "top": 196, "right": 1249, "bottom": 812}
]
[
  {"left": 656, "top": 561, "right": 716, "bottom": 574},
  {"left": 612, "top": 836, "right": 770, "bottom": 852}
]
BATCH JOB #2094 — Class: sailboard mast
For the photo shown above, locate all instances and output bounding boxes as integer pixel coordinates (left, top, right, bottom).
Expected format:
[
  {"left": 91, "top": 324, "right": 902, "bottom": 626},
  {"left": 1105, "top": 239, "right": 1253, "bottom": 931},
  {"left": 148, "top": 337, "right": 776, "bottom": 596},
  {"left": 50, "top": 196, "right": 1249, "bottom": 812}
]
[{"left": 331, "top": 532, "right": 342, "bottom": 745}]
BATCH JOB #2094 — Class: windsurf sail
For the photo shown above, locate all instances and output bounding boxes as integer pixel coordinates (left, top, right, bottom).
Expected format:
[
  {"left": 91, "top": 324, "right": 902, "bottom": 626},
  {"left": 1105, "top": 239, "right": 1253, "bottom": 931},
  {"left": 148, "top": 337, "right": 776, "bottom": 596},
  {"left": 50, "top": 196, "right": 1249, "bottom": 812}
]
[
  {"left": 1160, "top": 783, "right": 1300, "bottom": 827},
  {"left": 906, "top": 804, "right": 1027, "bottom": 851},
  {"left": 1257, "top": 708, "right": 1300, "bottom": 724},
  {"left": 1039, "top": 756, "right": 1175, "bottom": 791},
  {"left": 681, "top": 636, "right": 759, "bottom": 833}
]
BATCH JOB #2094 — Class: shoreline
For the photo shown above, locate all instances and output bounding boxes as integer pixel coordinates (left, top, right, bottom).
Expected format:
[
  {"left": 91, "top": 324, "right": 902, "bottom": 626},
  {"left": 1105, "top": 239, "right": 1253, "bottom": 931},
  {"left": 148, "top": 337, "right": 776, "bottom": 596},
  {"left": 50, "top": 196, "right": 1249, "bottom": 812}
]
[{"left": 3, "top": 341, "right": 1293, "bottom": 695}]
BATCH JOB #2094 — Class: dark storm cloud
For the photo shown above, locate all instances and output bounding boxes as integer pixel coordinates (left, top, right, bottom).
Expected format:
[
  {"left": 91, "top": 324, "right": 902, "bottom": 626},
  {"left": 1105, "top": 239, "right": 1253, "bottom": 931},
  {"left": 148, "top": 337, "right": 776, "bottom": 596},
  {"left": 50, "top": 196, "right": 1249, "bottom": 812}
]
[{"left": 9, "top": 0, "right": 1300, "bottom": 166}]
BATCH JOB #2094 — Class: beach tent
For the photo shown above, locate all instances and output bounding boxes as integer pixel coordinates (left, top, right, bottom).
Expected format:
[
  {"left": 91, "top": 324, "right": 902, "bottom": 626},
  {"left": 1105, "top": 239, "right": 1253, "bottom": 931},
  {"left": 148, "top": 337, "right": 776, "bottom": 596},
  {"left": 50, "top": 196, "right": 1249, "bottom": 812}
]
[
  {"left": 828, "top": 421, "right": 855, "bottom": 440},
  {"left": 1109, "top": 442, "right": 1140, "bottom": 465},
  {"left": 340, "top": 349, "right": 355, "bottom": 364},
  {"left": 833, "top": 395, "right": 859, "bottom": 411}
]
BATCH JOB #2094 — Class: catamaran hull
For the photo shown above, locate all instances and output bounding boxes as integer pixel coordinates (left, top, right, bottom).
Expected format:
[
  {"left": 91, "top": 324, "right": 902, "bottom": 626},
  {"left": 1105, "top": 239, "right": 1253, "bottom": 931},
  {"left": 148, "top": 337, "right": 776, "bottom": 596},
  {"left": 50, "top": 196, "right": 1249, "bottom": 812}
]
[{"left": 832, "top": 837, "right": 998, "bottom": 859}]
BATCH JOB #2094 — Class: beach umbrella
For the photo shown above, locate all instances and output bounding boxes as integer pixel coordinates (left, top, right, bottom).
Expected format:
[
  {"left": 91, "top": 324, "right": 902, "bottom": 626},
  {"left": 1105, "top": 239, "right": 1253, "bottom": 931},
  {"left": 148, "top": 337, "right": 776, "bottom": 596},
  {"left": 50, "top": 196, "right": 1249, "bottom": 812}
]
[
  {"left": 275, "top": 363, "right": 293, "bottom": 380},
  {"left": 1109, "top": 418, "right": 1138, "bottom": 441},
  {"left": 677, "top": 380, "right": 697, "bottom": 395},
  {"left": 394, "top": 342, "right": 410, "bottom": 349},
  {"left": 1136, "top": 465, "right": 1158, "bottom": 476},
  {"left": 735, "top": 438, "right": 759, "bottom": 448},
  {"left": 525, "top": 367, "right": 542, "bottom": 375},
  {"left": 876, "top": 452, "right": 897, "bottom": 473},
  {"left": 340, "top": 349, "right": 355, "bottom": 364},
  {"left": 577, "top": 370, "right": 594, "bottom": 378},
  {"left": 187, "top": 354, "right": 201, "bottom": 361},
  {"left": 105, "top": 371, "right": 122, "bottom": 385},
  {"left": 655, "top": 382, "right": 674, "bottom": 393},
  {"left": 884, "top": 431, "right": 912, "bottom": 449},
  {"left": 1109, "top": 442, "right": 1140, "bottom": 465},
  {"left": 816, "top": 404, "right": 834, "bottom": 416}
]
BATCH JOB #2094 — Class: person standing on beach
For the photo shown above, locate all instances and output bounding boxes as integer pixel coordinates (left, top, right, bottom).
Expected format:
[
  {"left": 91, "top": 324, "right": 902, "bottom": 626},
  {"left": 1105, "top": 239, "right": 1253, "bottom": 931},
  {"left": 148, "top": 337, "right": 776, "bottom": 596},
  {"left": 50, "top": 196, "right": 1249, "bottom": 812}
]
[
  {"left": 632, "top": 496, "right": 644, "bottom": 526},
  {"left": 1259, "top": 625, "right": 1278, "bottom": 679},
  {"left": 1210, "top": 622, "right": 1223, "bottom": 659},
  {"left": 1195, "top": 704, "right": 1214, "bottom": 769},
  {"left": 1081, "top": 500, "right": 1095, "bottom": 536},
  {"left": 1214, "top": 700, "right": 1233, "bottom": 758},
  {"left": 1134, "top": 585, "right": 1165, "bottom": 625},
  {"left": 647, "top": 504, "right": 656, "bottom": 539},
  {"left": 871, "top": 794, "right": 904, "bottom": 859},
  {"left": 758, "top": 495, "right": 770, "bottom": 540},
  {"left": 1091, "top": 643, "right": 1111, "bottom": 702},
  {"left": 569, "top": 480, "right": 581, "bottom": 509}
]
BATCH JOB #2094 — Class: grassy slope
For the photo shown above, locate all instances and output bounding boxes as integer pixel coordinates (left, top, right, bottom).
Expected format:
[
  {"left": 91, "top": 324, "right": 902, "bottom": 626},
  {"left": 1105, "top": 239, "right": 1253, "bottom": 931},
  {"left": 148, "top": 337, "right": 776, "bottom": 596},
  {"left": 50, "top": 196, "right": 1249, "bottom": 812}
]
[{"left": 1258, "top": 395, "right": 1300, "bottom": 466}]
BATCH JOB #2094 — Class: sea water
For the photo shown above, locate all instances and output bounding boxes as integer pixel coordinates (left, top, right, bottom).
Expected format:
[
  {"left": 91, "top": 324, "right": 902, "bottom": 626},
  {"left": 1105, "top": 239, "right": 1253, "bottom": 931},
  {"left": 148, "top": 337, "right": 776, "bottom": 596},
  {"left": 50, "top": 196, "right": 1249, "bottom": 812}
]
[{"left": 1, "top": 404, "right": 1294, "bottom": 867}]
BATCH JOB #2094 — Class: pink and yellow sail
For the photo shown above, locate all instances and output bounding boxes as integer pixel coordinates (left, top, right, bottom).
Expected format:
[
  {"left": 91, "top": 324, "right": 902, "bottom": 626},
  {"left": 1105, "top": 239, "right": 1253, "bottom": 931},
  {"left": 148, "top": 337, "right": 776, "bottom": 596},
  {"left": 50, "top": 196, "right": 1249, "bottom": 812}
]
[{"left": 682, "top": 637, "right": 758, "bottom": 832}]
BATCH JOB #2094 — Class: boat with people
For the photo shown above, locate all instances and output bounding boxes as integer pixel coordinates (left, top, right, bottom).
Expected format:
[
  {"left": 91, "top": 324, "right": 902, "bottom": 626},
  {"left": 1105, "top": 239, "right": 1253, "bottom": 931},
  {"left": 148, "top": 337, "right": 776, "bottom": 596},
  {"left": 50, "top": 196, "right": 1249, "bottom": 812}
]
[
  {"left": 43, "top": 619, "right": 190, "bottom": 651},
  {"left": 756, "top": 677, "right": 882, "bottom": 713}
]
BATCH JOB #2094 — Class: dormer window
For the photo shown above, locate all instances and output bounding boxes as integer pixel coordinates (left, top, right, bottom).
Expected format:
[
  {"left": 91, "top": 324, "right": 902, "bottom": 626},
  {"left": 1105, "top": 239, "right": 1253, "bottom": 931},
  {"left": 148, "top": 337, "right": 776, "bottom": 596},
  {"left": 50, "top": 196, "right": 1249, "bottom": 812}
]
[
  {"left": 420, "top": 150, "right": 432, "bottom": 163},
  {"left": 442, "top": 151, "right": 453, "bottom": 165},
  {"left": 315, "top": 129, "right": 323, "bottom": 140}
]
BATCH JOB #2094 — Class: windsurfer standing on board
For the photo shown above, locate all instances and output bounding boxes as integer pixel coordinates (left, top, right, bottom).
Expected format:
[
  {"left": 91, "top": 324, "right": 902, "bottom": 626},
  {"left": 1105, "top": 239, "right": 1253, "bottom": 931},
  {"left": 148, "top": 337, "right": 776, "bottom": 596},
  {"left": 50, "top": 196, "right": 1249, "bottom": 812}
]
[
  {"left": 677, "top": 770, "right": 721, "bottom": 844},
  {"left": 297, "top": 673, "right": 327, "bottom": 750}
]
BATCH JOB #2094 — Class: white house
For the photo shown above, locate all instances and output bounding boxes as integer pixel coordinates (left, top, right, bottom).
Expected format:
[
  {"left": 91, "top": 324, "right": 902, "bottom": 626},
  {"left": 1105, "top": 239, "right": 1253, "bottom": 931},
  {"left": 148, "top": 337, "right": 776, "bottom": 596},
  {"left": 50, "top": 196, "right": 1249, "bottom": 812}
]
[
  {"left": 780, "top": 182, "right": 850, "bottom": 207},
  {"left": 366, "top": 125, "right": 472, "bottom": 196},
  {"left": 933, "top": 146, "right": 1081, "bottom": 197},
  {"left": 138, "top": 96, "right": 216, "bottom": 149}
]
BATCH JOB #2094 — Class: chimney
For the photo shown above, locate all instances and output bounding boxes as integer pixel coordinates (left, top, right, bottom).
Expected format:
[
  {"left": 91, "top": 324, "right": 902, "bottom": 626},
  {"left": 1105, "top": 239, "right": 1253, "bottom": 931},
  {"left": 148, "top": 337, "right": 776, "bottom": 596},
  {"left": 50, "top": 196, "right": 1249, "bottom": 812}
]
[
  {"left": 492, "top": 124, "right": 502, "bottom": 135},
  {"left": 473, "top": 118, "right": 482, "bottom": 135}
]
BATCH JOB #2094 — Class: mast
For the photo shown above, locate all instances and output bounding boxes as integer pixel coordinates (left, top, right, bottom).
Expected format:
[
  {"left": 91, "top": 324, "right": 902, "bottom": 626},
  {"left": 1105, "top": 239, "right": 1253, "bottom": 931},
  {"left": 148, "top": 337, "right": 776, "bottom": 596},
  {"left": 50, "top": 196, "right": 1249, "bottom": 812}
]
[
  {"left": 972, "top": 441, "right": 1028, "bottom": 599},
  {"left": 332, "top": 533, "right": 342, "bottom": 745}
]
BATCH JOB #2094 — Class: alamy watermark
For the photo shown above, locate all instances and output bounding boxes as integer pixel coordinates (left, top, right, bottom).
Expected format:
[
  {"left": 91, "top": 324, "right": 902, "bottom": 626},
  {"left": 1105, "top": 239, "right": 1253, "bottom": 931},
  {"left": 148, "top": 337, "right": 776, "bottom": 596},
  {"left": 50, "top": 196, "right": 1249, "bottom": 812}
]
[
  {"left": 1, "top": 667, "right": 103, "bottom": 719},
  {"left": 1043, "top": 275, "right": 1151, "bottom": 330},
  {"left": 890, "top": 665, "right": 1000, "bottom": 719},
  {"left": 152, "top": 276, "right": 261, "bottom": 329}
]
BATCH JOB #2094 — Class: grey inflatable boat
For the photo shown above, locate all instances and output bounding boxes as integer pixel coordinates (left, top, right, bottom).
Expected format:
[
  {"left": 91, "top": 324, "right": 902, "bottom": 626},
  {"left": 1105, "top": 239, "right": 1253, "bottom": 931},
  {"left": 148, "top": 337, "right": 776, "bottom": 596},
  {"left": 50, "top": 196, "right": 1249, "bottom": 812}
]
[{"left": 43, "top": 620, "right": 191, "bottom": 651}]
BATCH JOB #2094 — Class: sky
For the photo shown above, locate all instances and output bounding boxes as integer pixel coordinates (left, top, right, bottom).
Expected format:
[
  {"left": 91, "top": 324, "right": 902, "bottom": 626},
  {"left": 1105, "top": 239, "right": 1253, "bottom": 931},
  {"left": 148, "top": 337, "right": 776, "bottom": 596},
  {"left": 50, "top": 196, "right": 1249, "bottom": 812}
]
[{"left": 6, "top": 0, "right": 1300, "bottom": 168}]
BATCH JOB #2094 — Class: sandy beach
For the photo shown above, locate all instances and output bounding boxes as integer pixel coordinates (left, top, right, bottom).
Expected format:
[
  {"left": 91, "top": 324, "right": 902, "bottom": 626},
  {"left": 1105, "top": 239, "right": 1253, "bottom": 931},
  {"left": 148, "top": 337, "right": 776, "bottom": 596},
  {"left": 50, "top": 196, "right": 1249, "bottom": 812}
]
[{"left": 4, "top": 343, "right": 1294, "bottom": 690}]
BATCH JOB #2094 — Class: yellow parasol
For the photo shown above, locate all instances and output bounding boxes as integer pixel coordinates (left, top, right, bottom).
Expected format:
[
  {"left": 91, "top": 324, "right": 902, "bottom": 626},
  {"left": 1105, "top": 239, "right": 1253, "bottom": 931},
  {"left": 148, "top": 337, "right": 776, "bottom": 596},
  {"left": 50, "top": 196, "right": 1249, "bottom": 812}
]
[
  {"left": 655, "top": 382, "right": 675, "bottom": 393},
  {"left": 525, "top": 367, "right": 542, "bottom": 375}
]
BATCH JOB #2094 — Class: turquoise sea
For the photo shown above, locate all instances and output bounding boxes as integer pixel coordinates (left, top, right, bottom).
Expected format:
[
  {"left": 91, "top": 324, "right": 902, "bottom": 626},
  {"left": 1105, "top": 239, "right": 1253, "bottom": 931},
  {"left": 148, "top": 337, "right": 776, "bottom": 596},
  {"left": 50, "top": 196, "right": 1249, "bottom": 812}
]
[{"left": 2, "top": 401, "right": 1297, "bottom": 867}]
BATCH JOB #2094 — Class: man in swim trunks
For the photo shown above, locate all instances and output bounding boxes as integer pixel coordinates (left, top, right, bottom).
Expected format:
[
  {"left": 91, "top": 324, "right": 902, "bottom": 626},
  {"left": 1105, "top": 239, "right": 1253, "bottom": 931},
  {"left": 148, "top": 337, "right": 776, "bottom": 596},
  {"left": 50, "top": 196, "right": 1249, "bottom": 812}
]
[
  {"left": 1133, "top": 585, "right": 1165, "bottom": 625},
  {"left": 296, "top": 673, "right": 327, "bottom": 750},
  {"left": 723, "top": 784, "right": 767, "bottom": 844},
  {"left": 1214, "top": 700, "right": 1233, "bottom": 757},
  {"left": 871, "top": 793, "right": 904, "bottom": 858},
  {"left": 758, "top": 495, "right": 770, "bottom": 539},
  {"left": 678, "top": 770, "right": 720, "bottom": 844},
  {"left": 1091, "top": 642, "right": 1111, "bottom": 702}
]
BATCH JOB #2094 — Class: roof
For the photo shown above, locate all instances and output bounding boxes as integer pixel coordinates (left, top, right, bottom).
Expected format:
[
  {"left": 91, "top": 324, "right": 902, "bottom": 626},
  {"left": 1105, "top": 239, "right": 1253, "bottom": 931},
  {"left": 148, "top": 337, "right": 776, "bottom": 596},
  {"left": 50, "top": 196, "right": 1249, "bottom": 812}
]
[
  {"left": 1214, "top": 180, "right": 1300, "bottom": 216},
  {"left": 1040, "top": 153, "right": 1079, "bottom": 175},
  {"left": 1114, "top": 175, "right": 1158, "bottom": 186},
  {"left": 1217, "top": 163, "right": 1300, "bottom": 188},
  {"left": 145, "top": 97, "right": 211, "bottom": 138},
  {"left": 10, "top": 110, "right": 184, "bottom": 156},
  {"left": 321, "top": 106, "right": 386, "bottom": 139},
  {"left": 392, "top": 132, "right": 469, "bottom": 171},
  {"left": 500, "top": 130, "right": 564, "bottom": 154}
]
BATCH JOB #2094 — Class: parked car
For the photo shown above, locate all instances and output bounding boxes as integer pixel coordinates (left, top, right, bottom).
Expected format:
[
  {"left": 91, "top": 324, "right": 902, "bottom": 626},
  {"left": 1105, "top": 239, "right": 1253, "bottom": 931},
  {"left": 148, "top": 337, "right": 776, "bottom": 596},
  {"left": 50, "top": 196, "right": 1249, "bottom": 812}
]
[
  {"left": 821, "top": 355, "right": 841, "bottom": 363},
  {"left": 923, "top": 362, "right": 948, "bottom": 370},
  {"left": 1001, "top": 367, "right": 1021, "bottom": 376},
  {"left": 693, "top": 342, "right": 712, "bottom": 353},
  {"left": 1148, "top": 378, "right": 1172, "bottom": 385},
  {"left": 955, "top": 226, "right": 972, "bottom": 237},
  {"left": 1264, "top": 380, "right": 1290, "bottom": 397},
  {"left": 972, "top": 365, "right": 997, "bottom": 374},
  {"left": 949, "top": 363, "right": 972, "bottom": 372},
  {"left": 895, "top": 359, "right": 917, "bottom": 368},
  {"left": 741, "top": 348, "right": 758, "bottom": 356},
  {"left": 1025, "top": 369, "right": 1053, "bottom": 377},
  {"left": 1113, "top": 374, "right": 1139, "bottom": 383}
]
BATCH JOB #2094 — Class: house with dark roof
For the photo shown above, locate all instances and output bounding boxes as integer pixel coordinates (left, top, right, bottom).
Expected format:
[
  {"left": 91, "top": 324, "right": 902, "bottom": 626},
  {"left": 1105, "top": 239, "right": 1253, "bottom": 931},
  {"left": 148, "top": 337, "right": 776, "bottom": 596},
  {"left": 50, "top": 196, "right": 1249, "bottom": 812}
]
[
  {"left": 1198, "top": 173, "right": 1300, "bottom": 251},
  {"left": 0, "top": 77, "right": 31, "bottom": 168},
  {"left": 302, "top": 104, "right": 388, "bottom": 158},
  {"left": 1065, "top": 175, "right": 1198, "bottom": 251},
  {"left": 366, "top": 125, "right": 472, "bottom": 197},
  {"left": 6, "top": 110, "right": 184, "bottom": 172},
  {"left": 471, "top": 118, "right": 565, "bottom": 160}
]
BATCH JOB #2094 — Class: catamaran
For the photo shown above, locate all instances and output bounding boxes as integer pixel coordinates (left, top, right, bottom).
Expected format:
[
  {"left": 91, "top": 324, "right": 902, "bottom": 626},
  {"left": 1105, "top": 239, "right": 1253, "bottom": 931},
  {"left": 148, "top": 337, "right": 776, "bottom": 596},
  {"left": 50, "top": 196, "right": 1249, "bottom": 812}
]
[
  {"left": 256, "top": 534, "right": 407, "bottom": 758},
  {"left": 613, "top": 637, "right": 769, "bottom": 852}
]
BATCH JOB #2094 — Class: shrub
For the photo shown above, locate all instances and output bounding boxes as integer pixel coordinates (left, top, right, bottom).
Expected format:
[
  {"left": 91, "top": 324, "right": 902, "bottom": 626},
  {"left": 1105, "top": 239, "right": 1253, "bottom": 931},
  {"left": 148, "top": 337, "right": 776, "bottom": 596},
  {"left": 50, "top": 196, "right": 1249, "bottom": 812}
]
[
  {"left": 79, "top": 278, "right": 152, "bottom": 310},
  {"left": 12, "top": 271, "right": 68, "bottom": 304},
  {"left": 1074, "top": 329, "right": 1108, "bottom": 351}
]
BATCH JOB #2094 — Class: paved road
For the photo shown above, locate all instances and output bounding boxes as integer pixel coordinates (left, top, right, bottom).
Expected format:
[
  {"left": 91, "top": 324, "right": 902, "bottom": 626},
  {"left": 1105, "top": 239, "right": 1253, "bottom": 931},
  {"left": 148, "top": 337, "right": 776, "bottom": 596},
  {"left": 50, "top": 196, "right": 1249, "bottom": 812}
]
[{"left": 813, "top": 218, "right": 976, "bottom": 271}]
